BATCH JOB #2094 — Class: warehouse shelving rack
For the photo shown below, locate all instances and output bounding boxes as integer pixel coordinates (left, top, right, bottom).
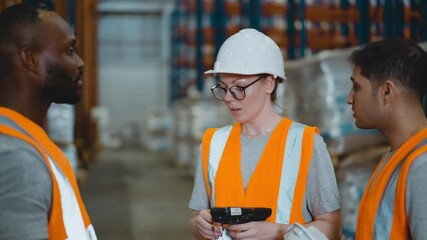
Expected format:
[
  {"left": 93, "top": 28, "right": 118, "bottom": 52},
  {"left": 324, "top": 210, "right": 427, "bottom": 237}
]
[{"left": 170, "top": 0, "right": 426, "bottom": 101}]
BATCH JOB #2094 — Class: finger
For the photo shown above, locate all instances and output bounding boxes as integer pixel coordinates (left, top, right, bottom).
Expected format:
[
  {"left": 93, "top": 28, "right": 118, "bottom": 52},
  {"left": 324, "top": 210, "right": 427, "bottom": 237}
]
[
  {"left": 230, "top": 228, "right": 253, "bottom": 240},
  {"left": 227, "top": 223, "right": 245, "bottom": 231},
  {"left": 199, "top": 227, "right": 216, "bottom": 239},
  {"left": 213, "top": 225, "right": 222, "bottom": 235},
  {"left": 198, "top": 221, "right": 222, "bottom": 239}
]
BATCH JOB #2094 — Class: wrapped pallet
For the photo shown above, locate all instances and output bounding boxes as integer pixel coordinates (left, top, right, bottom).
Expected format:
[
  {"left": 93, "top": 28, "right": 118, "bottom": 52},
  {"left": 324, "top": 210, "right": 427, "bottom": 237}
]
[
  {"left": 172, "top": 97, "right": 233, "bottom": 173},
  {"left": 46, "top": 103, "right": 78, "bottom": 173},
  {"left": 144, "top": 106, "right": 174, "bottom": 152},
  {"left": 336, "top": 146, "right": 386, "bottom": 239},
  {"left": 283, "top": 48, "right": 386, "bottom": 157},
  {"left": 188, "top": 99, "right": 233, "bottom": 176},
  {"left": 189, "top": 100, "right": 232, "bottom": 142},
  {"left": 172, "top": 98, "right": 193, "bottom": 168}
]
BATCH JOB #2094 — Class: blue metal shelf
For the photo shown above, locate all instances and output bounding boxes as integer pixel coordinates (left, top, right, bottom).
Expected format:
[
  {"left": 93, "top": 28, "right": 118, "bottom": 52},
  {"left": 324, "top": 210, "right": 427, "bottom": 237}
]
[
  {"left": 213, "top": 0, "right": 227, "bottom": 57},
  {"left": 300, "top": 0, "right": 307, "bottom": 57},
  {"left": 287, "top": 0, "right": 296, "bottom": 59},
  {"left": 196, "top": 0, "right": 204, "bottom": 92},
  {"left": 340, "top": 0, "right": 350, "bottom": 37},
  {"left": 169, "top": 0, "right": 427, "bottom": 103},
  {"left": 394, "top": 0, "right": 404, "bottom": 38},
  {"left": 249, "top": 0, "right": 261, "bottom": 30},
  {"left": 356, "top": 0, "right": 370, "bottom": 44},
  {"left": 420, "top": 0, "right": 427, "bottom": 41},
  {"left": 170, "top": 0, "right": 182, "bottom": 102},
  {"left": 384, "top": 0, "right": 404, "bottom": 39},
  {"left": 23, "top": 0, "right": 54, "bottom": 9}
]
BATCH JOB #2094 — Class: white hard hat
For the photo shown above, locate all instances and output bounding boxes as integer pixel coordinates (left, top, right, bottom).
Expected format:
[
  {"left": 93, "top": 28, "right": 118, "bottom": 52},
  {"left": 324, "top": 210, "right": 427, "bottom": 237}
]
[
  {"left": 283, "top": 223, "right": 328, "bottom": 240},
  {"left": 205, "top": 28, "right": 287, "bottom": 81}
]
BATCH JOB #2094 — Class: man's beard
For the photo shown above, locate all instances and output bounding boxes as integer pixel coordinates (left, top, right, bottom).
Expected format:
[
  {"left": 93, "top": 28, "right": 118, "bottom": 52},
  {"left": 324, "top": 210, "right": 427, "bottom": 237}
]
[{"left": 41, "top": 60, "right": 83, "bottom": 104}]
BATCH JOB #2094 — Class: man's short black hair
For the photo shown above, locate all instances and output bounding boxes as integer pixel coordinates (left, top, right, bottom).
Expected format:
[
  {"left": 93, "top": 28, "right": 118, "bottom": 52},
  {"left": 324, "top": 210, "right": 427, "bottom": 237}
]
[
  {"left": 0, "top": 3, "right": 48, "bottom": 53},
  {"left": 348, "top": 39, "right": 427, "bottom": 102}
]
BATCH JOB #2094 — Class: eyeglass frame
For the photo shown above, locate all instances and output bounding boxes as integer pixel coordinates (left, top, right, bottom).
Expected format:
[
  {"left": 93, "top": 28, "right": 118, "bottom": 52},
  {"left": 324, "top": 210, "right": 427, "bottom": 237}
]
[{"left": 210, "top": 75, "right": 267, "bottom": 101}]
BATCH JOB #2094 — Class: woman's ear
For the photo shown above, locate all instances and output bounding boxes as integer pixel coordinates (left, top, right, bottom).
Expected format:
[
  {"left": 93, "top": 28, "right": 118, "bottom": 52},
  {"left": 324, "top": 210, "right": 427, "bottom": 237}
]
[{"left": 265, "top": 75, "right": 276, "bottom": 94}]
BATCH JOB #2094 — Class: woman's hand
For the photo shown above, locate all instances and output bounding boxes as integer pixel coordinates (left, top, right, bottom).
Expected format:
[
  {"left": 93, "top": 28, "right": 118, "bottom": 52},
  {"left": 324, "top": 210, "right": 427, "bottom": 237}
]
[
  {"left": 226, "top": 221, "right": 288, "bottom": 240},
  {"left": 191, "top": 210, "right": 223, "bottom": 240}
]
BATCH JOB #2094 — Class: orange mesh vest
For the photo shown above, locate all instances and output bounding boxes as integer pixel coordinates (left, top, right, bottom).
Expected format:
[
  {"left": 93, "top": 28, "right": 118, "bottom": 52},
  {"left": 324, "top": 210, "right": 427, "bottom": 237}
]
[
  {"left": 201, "top": 118, "right": 319, "bottom": 224},
  {"left": 0, "top": 107, "right": 94, "bottom": 240},
  {"left": 356, "top": 128, "right": 427, "bottom": 239}
]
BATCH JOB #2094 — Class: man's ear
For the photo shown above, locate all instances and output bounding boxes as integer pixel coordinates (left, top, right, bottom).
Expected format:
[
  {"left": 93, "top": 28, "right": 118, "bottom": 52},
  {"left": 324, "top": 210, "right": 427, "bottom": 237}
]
[
  {"left": 20, "top": 47, "right": 40, "bottom": 73},
  {"left": 381, "top": 80, "right": 395, "bottom": 103}
]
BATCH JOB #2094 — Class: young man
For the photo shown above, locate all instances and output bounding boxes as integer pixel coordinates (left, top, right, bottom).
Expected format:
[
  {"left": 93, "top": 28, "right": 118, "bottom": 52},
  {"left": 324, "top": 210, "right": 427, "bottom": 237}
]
[
  {"left": 0, "top": 4, "right": 97, "bottom": 240},
  {"left": 347, "top": 39, "right": 427, "bottom": 239}
]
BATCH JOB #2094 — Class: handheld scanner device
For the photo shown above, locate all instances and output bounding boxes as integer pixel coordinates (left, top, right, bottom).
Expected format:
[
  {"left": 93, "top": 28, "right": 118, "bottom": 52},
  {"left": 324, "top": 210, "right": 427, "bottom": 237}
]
[{"left": 210, "top": 207, "right": 272, "bottom": 225}]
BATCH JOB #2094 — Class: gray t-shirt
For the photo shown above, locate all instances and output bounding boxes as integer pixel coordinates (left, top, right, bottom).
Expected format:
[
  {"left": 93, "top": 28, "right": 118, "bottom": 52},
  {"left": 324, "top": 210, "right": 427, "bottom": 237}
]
[
  {"left": 372, "top": 148, "right": 427, "bottom": 239},
  {"left": 189, "top": 123, "right": 341, "bottom": 222},
  {"left": 0, "top": 134, "right": 51, "bottom": 240},
  {"left": 406, "top": 154, "right": 427, "bottom": 239}
]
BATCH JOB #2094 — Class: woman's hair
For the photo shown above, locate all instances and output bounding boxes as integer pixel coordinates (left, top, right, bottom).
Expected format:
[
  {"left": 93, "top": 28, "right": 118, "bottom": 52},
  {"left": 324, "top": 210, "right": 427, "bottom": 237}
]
[{"left": 270, "top": 76, "right": 281, "bottom": 104}]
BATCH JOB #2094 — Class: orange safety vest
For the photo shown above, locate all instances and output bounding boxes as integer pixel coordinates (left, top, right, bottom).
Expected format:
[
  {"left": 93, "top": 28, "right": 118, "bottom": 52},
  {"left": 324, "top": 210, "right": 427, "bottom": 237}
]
[
  {"left": 201, "top": 118, "right": 319, "bottom": 224},
  {"left": 0, "top": 107, "right": 94, "bottom": 240},
  {"left": 356, "top": 128, "right": 427, "bottom": 239}
]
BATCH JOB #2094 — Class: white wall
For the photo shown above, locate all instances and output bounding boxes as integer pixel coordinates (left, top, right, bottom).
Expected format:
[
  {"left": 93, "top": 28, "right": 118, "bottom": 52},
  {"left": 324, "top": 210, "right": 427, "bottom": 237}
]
[{"left": 97, "top": 1, "right": 172, "bottom": 146}]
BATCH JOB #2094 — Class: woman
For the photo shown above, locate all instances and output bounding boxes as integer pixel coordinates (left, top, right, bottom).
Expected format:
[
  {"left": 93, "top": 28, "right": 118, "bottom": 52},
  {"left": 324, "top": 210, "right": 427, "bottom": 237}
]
[{"left": 188, "top": 28, "right": 341, "bottom": 240}]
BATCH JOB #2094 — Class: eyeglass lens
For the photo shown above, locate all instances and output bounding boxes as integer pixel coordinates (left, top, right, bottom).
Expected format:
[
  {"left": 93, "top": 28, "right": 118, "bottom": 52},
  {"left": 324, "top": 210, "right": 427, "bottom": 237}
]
[
  {"left": 212, "top": 86, "right": 245, "bottom": 100},
  {"left": 211, "top": 76, "right": 265, "bottom": 101}
]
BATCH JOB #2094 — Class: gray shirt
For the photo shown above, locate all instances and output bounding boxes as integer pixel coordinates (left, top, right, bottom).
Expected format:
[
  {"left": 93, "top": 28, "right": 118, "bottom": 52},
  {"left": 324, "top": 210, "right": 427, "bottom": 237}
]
[
  {"left": 189, "top": 124, "right": 341, "bottom": 222},
  {"left": 406, "top": 154, "right": 427, "bottom": 239},
  {"left": 0, "top": 134, "right": 51, "bottom": 240},
  {"left": 372, "top": 148, "right": 427, "bottom": 239}
]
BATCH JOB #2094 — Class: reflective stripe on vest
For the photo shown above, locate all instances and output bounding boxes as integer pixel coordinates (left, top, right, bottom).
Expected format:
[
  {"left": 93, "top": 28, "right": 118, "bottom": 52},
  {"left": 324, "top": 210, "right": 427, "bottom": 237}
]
[
  {"left": 356, "top": 128, "right": 427, "bottom": 239},
  {"left": 276, "top": 122, "right": 305, "bottom": 223},
  {"left": 47, "top": 156, "right": 93, "bottom": 240},
  {"left": 202, "top": 119, "right": 317, "bottom": 225},
  {"left": 392, "top": 144, "right": 427, "bottom": 238},
  {"left": 208, "top": 125, "right": 233, "bottom": 207},
  {"left": 0, "top": 107, "right": 97, "bottom": 240}
]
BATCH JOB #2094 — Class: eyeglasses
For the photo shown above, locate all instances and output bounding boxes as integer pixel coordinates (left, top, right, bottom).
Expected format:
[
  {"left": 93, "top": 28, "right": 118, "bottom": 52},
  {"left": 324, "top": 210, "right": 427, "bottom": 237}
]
[{"left": 210, "top": 76, "right": 266, "bottom": 101}]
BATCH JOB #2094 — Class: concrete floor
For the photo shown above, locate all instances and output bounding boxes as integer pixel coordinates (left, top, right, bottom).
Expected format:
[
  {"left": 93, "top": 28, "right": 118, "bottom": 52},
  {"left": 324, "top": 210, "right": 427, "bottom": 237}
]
[{"left": 80, "top": 148, "right": 195, "bottom": 240}]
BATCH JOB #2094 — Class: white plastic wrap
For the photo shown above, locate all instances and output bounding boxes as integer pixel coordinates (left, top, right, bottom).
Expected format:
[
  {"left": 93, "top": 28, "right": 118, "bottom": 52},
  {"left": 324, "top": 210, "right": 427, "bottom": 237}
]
[
  {"left": 173, "top": 139, "right": 193, "bottom": 169},
  {"left": 190, "top": 100, "right": 233, "bottom": 141},
  {"left": 283, "top": 48, "right": 386, "bottom": 155},
  {"left": 172, "top": 97, "right": 233, "bottom": 171},
  {"left": 59, "top": 144, "right": 78, "bottom": 174},
  {"left": 47, "top": 103, "right": 78, "bottom": 174},
  {"left": 284, "top": 222, "right": 328, "bottom": 240},
  {"left": 336, "top": 146, "right": 385, "bottom": 239},
  {"left": 91, "top": 106, "right": 122, "bottom": 149},
  {"left": 144, "top": 107, "right": 173, "bottom": 152},
  {"left": 173, "top": 99, "right": 192, "bottom": 139},
  {"left": 146, "top": 107, "right": 173, "bottom": 134},
  {"left": 47, "top": 103, "right": 75, "bottom": 145}
]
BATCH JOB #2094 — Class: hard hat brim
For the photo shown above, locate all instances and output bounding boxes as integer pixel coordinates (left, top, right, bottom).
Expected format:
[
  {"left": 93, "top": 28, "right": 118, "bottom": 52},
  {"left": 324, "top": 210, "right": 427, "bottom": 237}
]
[{"left": 205, "top": 69, "right": 287, "bottom": 82}]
